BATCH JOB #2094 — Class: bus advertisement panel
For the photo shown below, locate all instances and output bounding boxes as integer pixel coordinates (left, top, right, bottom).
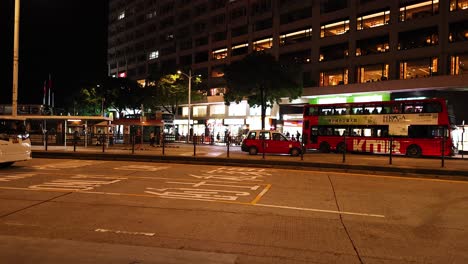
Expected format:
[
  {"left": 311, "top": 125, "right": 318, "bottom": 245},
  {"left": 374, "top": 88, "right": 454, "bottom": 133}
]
[{"left": 302, "top": 98, "right": 454, "bottom": 157}]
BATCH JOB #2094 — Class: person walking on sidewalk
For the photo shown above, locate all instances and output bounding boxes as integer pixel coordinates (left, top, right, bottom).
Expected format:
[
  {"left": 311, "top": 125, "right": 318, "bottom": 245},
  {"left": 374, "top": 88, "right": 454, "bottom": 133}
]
[
  {"left": 135, "top": 128, "right": 142, "bottom": 150},
  {"left": 149, "top": 131, "right": 155, "bottom": 147}
]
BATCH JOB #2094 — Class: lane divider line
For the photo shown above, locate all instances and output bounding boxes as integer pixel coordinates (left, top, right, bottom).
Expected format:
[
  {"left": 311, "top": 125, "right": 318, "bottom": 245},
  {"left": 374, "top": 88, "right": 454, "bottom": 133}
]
[
  {"left": 254, "top": 203, "right": 385, "bottom": 218},
  {"left": 95, "top": 228, "right": 155, "bottom": 236}
]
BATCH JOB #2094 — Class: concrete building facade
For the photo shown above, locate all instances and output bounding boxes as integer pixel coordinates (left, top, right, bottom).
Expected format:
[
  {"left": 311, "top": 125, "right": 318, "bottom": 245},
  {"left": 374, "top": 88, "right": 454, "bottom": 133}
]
[{"left": 107, "top": 0, "right": 468, "bottom": 138}]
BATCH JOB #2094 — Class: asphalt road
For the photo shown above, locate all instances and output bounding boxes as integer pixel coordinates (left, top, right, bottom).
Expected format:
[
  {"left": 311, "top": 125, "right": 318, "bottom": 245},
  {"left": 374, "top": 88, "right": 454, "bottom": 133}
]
[{"left": 0, "top": 159, "right": 467, "bottom": 263}]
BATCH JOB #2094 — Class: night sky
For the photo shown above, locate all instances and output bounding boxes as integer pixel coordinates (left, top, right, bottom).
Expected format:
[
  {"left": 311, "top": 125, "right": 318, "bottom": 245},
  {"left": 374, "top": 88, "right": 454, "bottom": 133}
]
[{"left": 0, "top": 0, "right": 109, "bottom": 107}]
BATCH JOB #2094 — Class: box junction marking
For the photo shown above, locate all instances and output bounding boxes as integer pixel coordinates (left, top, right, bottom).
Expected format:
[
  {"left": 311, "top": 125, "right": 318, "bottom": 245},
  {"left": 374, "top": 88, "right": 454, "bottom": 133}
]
[
  {"left": 114, "top": 165, "right": 170, "bottom": 171},
  {"left": 0, "top": 173, "right": 35, "bottom": 182},
  {"left": 33, "top": 160, "right": 102, "bottom": 170},
  {"left": 28, "top": 175, "right": 123, "bottom": 191},
  {"left": 0, "top": 166, "right": 384, "bottom": 218},
  {"left": 145, "top": 167, "right": 270, "bottom": 203}
]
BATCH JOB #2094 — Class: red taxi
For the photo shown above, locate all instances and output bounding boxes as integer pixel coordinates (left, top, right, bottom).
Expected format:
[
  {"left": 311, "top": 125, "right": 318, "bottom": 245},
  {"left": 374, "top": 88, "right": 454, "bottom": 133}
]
[{"left": 241, "top": 130, "right": 302, "bottom": 156}]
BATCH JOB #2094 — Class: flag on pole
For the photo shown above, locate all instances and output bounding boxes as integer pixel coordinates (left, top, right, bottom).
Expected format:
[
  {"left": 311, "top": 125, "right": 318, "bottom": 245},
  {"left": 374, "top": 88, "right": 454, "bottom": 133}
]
[
  {"left": 48, "top": 74, "right": 52, "bottom": 106},
  {"left": 43, "top": 80, "right": 47, "bottom": 105}
]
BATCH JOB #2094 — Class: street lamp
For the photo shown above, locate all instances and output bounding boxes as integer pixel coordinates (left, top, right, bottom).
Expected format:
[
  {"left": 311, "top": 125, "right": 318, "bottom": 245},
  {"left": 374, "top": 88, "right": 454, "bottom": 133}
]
[
  {"left": 177, "top": 69, "right": 193, "bottom": 143},
  {"left": 12, "top": 0, "right": 20, "bottom": 117}
]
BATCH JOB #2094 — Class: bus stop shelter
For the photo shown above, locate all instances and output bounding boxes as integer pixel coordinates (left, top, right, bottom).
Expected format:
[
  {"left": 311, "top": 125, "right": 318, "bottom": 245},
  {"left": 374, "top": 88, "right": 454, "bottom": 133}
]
[{"left": 3, "top": 115, "right": 113, "bottom": 149}]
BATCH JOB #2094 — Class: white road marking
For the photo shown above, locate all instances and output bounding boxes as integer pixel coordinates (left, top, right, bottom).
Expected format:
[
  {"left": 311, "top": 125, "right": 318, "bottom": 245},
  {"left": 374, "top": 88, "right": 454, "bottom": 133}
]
[
  {"left": 95, "top": 228, "right": 155, "bottom": 237},
  {"left": 33, "top": 160, "right": 100, "bottom": 170},
  {"left": 3, "top": 222, "right": 39, "bottom": 227},
  {"left": 254, "top": 203, "right": 385, "bottom": 218},
  {"left": 114, "top": 165, "right": 169, "bottom": 171},
  {"left": 166, "top": 181, "right": 260, "bottom": 190},
  {"left": 207, "top": 167, "right": 271, "bottom": 176},
  {"left": 0, "top": 173, "right": 35, "bottom": 182},
  {"left": 189, "top": 173, "right": 264, "bottom": 182},
  {"left": 179, "top": 152, "right": 223, "bottom": 157},
  {"left": 28, "top": 177, "right": 122, "bottom": 191},
  {"left": 145, "top": 187, "right": 250, "bottom": 201}
]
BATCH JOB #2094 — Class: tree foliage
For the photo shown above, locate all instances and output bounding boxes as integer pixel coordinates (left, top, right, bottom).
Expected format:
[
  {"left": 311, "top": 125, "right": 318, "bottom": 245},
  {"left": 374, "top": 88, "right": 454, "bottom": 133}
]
[
  {"left": 100, "top": 77, "right": 143, "bottom": 114},
  {"left": 223, "top": 51, "right": 303, "bottom": 129},
  {"left": 145, "top": 64, "right": 204, "bottom": 115},
  {"left": 70, "top": 77, "right": 143, "bottom": 115}
]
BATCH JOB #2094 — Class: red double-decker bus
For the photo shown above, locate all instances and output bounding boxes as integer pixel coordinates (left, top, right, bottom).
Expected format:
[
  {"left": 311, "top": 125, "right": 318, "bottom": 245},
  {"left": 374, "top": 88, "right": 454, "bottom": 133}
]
[{"left": 302, "top": 98, "right": 455, "bottom": 157}]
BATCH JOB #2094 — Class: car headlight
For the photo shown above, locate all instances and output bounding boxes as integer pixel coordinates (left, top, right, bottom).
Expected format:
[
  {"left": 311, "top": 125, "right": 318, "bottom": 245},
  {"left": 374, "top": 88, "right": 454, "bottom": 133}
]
[{"left": 17, "top": 133, "right": 30, "bottom": 140}]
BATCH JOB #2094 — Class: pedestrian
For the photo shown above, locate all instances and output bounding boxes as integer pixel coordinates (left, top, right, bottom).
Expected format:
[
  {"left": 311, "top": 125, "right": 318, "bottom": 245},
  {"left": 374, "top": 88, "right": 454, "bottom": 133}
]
[
  {"left": 109, "top": 128, "right": 114, "bottom": 146},
  {"left": 135, "top": 128, "right": 142, "bottom": 150},
  {"left": 73, "top": 130, "right": 80, "bottom": 145},
  {"left": 150, "top": 131, "right": 155, "bottom": 147},
  {"left": 216, "top": 132, "right": 220, "bottom": 142},
  {"left": 96, "top": 129, "right": 102, "bottom": 145}
]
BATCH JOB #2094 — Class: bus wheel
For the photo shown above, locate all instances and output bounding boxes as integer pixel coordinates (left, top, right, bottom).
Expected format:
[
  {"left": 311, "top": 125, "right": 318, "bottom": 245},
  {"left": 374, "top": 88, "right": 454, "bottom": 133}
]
[
  {"left": 336, "top": 142, "right": 346, "bottom": 153},
  {"left": 319, "top": 142, "right": 331, "bottom": 153},
  {"left": 406, "top": 145, "right": 422, "bottom": 158},
  {"left": 249, "top": 147, "right": 258, "bottom": 155},
  {"left": 290, "top": 148, "right": 301, "bottom": 156}
]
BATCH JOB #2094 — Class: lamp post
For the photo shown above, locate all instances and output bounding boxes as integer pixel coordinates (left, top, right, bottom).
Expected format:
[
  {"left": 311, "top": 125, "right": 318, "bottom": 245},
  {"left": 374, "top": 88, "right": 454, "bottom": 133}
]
[
  {"left": 177, "top": 70, "right": 192, "bottom": 143},
  {"left": 12, "top": 0, "right": 20, "bottom": 117}
]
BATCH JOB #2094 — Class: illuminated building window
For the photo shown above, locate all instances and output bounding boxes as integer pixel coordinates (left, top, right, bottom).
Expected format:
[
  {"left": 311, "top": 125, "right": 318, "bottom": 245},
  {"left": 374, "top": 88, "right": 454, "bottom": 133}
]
[
  {"left": 232, "top": 43, "right": 248, "bottom": 56},
  {"left": 210, "top": 87, "right": 226, "bottom": 96},
  {"left": 279, "top": 49, "right": 311, "bottom": 64},
  {"left": 321, "top": 20, "right": 349, "bottom": 38},
  {"left": 280, "top": 28, "right": 312, "bottom": 46},
  {"left": 210, "top": 104, "right": 225, "bottom": 116},
  {"left": 212, "top": 48, "right": 228, "bottom": 60},
  {"left": 193, "top": 106, "right": 207, "bottom": 117},
  {"left": 356, "top": 35, "right": 389, "bottom": 56},
  {"left": 319, "top": 43, "right": 348, "bottom": 62},
  {"left": 449, "top": 21, "right": 468, "bottom": 43},
  {"left": 211, "top": 66, "right": 224, "bottom": 77},
  {"left": 398, "top": 27, "right": 438, "bottom": 50},
  {"left": 249, "top": 106, "right": 271, "bottom": 116},
  {"left": 146, "top": 10, "right": 157, "bottom": 20},
  {"left": 148, "top": 50, "right": 159, "bottom": 60},
  {"left": 357, "top": 10, "right": 390, "bottom": 30},
  {"left": 357, "top": 64, "right": 389, "bottom": 83},
  {"left": 253, "top": 37, "right": 273, "bottom": 51},
  {"left": 118, "top": 11, "right": 125, "bottom": 20},
  {"left": 319, "top": 69, "right": 348, "bottom": 86},
  {"left": 450, "top": 53, "right": 468, "bottom": 75},
  {"left": 450, "top": 0, "right": 468, "bottom": 11},
  {"left": 228, "top": 102, "right": 247, "bottom": 116},
  {"left": 399, "top": 0, "right": 439, "bottom": 22},
  {"left": 399, "top": 57, "right": 438, "bottom": 79}
]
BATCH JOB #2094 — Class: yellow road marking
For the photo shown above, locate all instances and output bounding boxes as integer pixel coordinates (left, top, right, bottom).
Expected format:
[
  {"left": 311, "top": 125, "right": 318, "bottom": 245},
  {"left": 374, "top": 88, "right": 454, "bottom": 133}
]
[{"left": 251, "top": 184, "right": 271, "bottom": 205}]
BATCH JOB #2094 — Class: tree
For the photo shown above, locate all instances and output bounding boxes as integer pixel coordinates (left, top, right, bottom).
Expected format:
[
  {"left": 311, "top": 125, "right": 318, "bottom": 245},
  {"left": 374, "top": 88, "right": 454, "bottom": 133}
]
[
  {"left": 100, "top": 77, "right": 143, "bottom": 114},
  {"left": 223, "top": 51, "right": 303, "bottom": 130},
  {"left": 69, "top": 77, "right": 143, "bottom": 116},
  {"left": 145, "top": 64, "right": 203, "bottom": 115},
  {"left": 73, "top": 86, "right": 101, "bottom": 115}
]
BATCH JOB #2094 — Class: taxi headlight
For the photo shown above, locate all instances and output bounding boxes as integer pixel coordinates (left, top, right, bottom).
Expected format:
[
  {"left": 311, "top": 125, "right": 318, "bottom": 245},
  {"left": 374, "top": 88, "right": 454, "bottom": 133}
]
[{"left": 17, "top": 133, "right": 30, "bottom": 140}]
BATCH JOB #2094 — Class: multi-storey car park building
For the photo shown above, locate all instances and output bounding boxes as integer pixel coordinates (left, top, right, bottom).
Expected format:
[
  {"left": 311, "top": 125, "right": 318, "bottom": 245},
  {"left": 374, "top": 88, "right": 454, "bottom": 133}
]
[{"left": 107, "top": 0, "right": 468, "bottom": 139}]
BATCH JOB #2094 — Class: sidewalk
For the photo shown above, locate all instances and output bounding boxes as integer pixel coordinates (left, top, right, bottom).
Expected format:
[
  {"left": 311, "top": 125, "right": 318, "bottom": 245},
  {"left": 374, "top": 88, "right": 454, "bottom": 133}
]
[{"left": 31, "top": 143, "right": 468, "bottom": 178}]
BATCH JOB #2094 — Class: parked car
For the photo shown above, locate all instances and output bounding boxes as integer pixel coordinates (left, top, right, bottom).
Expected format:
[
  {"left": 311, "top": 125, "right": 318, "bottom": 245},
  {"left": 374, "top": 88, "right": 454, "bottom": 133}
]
[
  {"left": 0, "top": 122, "right": 32, "bottom": 168},
  {"left": 241, "top": 130, "right": 302, "bottom": 156}
]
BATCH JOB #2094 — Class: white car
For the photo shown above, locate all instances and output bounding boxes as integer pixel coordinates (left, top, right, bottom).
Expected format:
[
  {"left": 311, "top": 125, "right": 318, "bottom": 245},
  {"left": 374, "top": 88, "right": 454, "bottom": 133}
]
[{"left": 0, "top": 122, "right": 32, "bottom": 168}]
